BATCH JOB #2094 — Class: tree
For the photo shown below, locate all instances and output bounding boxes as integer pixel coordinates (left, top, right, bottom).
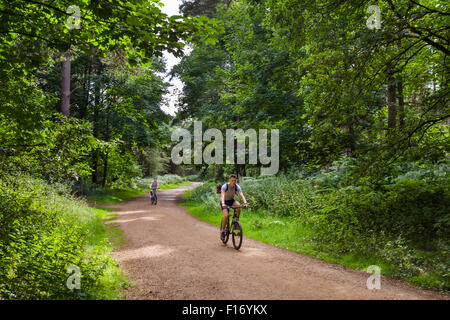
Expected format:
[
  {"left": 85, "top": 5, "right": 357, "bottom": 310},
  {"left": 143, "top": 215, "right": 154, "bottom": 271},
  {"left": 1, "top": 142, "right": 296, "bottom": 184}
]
[
  {"left": 263, "top": 0, "right": 449, "bottom": 172},
  {"left": 0, "top": 0, "right": 222, "bottom": 116},
  {"left": 173, "top": 2, "right": 308, "bottom": 174},
  {"left": 180, "top": 0, "right": 223, "bottom": 17}
]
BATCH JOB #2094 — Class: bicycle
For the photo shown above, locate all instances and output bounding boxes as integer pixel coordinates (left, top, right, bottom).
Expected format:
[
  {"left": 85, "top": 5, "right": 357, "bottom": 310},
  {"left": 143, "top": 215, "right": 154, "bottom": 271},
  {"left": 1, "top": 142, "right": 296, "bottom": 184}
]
[
  {"left": 221, "top": 205, "right": 247, "bottom": 250},
  {"left": 150, "top": 188, "right": 159, "bottom": 205}
]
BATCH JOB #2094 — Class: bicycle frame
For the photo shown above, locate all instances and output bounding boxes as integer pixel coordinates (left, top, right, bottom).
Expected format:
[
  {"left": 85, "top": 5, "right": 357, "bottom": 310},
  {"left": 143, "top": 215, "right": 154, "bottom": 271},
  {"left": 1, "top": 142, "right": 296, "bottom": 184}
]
[
  {"left": 150, "top": 188, "right": 159, "bottom": 204},
  {"left": 227, "top": 206, "right": 242, "bottom": 222},
  {"left": 150, "top": 188, "right": 159, "bottom": 198}
]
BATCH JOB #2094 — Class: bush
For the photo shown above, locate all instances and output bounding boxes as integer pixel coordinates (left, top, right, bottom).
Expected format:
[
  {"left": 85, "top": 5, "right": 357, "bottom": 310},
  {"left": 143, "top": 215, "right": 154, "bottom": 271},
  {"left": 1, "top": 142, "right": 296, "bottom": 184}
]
[
  {"left": 0, "top": 173, "right": 125, "bottom": 299},
  {"left": 157, "top": 174, "right": 186, "bottom": 185},
  {"left": 185, "top": 182, "right": 219, "bottom": 208},
  {"left": 184, "top": 174, "right": 201, "bottom": 182},
  {"left": 303, "top": 168, "right": 450, "bottom": 289},
  {"left": 382, "top": 178, "right": 450, "bottom": 246}
]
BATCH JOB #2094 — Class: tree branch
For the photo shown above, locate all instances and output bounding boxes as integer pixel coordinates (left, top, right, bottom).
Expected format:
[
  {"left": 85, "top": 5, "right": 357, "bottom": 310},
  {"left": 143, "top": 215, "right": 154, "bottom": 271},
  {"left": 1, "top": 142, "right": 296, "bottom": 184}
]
[
  {"left": 409, "top": 0, "right": 450, "bottom": 16},
  {"left": 0, "top": 31, "right": 60, "bottom": 46},
  {"left": 70, "top": 85, "right": 82, "bottom": 96},
  {"left": 386, "top": 0, "right": 450, "bottom": 55}
]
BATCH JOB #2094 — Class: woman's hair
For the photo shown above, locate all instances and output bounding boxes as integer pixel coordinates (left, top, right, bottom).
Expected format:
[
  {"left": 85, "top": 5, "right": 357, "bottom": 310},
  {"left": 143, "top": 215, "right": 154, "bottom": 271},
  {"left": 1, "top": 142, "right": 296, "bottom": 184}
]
[{"left": 229, "top": 174, "right": 237, "bottom": 179}]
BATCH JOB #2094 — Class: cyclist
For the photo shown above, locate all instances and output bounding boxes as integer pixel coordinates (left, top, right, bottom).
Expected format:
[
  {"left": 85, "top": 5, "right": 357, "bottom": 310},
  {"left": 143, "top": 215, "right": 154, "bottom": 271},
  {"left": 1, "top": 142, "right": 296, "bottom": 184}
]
[
  {"left": 150, "top": 177, "right": 159, "bottom": 201},
  {"left": 219, "top": 174, "right": 248, "bottom": 241}
]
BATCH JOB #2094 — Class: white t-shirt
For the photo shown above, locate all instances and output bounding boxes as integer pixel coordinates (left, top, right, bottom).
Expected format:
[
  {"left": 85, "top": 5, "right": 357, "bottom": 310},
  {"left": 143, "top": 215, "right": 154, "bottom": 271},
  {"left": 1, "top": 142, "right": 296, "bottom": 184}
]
[{"left": 221, "top": 183, "right": 241, "bottom": 201}]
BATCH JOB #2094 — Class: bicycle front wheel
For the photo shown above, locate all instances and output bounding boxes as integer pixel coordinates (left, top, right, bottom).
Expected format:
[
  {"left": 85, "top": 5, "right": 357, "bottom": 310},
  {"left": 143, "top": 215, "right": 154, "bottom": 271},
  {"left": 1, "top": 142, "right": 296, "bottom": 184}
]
[
  {"left": 222, "top": 222, "right": 230, "bottom": 244},
  {"left": 231, "top": 221, "right": 243, "bottom": 250}
]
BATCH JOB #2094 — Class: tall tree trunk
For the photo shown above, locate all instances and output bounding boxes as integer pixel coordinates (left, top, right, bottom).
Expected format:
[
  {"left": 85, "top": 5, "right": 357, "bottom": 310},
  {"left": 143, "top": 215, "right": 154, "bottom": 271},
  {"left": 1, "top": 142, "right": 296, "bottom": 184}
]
[
  {"left": 341, "top": 124, "right": 352, "bottom": 157},
  {"left": 102, "top": 152, "right": 108, "bottom": 188},
  {"left": 81, "top": 58, "right": 93, "bottom": 120},
  {"left": 92, "top": 99, "right": 100, "bottom": 184},
  {"left": 61, "top": 51, "right": 71, "bottom": 117},
  {"left": 91, "top": 61, "right": 102, "bottom": 184},
  {"left": 92, "top": 149, "right": 99, "bottom": 184},
  {"left": 397, "top": 74, "right": 405, "bottom": 127},
  {"left": 387, "top": 66, "right": 397, "bottom": 130},
  {"left": 102, "top": 101, "right": 110, "bottom": 188}
]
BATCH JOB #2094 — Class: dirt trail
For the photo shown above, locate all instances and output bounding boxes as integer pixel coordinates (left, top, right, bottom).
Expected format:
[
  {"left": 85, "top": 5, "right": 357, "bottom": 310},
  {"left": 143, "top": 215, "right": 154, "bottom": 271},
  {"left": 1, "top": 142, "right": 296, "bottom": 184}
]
[{"left": 103, "top": 183, "right": 447, "bottom": 300}]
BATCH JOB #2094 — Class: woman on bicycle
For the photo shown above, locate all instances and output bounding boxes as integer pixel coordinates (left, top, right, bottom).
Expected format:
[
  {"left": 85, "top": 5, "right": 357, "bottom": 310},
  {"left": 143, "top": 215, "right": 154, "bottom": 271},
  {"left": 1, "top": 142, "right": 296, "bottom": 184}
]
[
  {"left": 219, "top": 174, "right": 248, "bottom": 241},
  {"left": 150, "top": 177, "right": 159, "bottom": 199}
]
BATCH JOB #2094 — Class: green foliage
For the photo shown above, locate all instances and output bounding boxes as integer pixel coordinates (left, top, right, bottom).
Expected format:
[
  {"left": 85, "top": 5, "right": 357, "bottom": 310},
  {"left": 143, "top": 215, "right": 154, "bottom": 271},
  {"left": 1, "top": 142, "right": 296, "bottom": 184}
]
[
  {"left": 172, "top": 2, "right": 308, "bottom": 172},
  {"left": 0, "top": 112, "right": 96, "bottom": 181},
  {"left": 156, "top": 174, "right": 187, "bottom": 185},
  {"left": 106, "top": 145, "right": 143, "bottom": 190},
  {"left": 180, "top": 0, "right": 222, "bottom": 17},
  {"left": 174, "top": 0, "right": 449, "bottom": 178},
  {"left": 184, "top": 174, "right": 202, "bottom": 182},
  {"left": 1, "top": 0, "right": 225, "bottom": 191},
  {"left": 0, "top": 0, "right": 223, "bottom": 70},
  {"left": 86, "top": 188, "right": 148, "bottom": 205},
  {"left": 140, "top": 147, "right": 171, "bottom": 177},
  {"left": 0, "top": 174, "right": 128, "bottom": 299}
]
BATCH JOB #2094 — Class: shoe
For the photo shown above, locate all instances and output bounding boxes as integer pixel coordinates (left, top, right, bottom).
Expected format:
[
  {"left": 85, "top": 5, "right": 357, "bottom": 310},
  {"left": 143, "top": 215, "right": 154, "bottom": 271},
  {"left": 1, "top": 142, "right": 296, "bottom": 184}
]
[{"left": 220, "top": 231, "right": 225, "bottom": 241}]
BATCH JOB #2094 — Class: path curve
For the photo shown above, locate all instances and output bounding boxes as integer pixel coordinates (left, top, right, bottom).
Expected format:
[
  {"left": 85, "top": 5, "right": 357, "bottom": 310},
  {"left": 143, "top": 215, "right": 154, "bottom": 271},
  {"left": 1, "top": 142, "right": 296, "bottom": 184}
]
[{"left": 104, "top": 183, "right": 448, "bottom": 300}]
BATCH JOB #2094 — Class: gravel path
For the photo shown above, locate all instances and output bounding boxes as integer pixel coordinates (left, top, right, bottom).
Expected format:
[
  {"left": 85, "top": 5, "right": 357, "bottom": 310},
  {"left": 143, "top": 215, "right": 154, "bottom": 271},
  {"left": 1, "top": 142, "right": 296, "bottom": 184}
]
[{"left": 103, "top": 183, "right": 448, "bottom": 300}]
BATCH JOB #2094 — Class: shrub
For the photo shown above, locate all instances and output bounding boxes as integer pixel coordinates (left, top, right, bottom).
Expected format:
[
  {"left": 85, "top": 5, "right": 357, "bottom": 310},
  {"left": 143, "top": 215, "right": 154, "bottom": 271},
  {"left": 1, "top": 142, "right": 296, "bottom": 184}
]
[
  {"left": 185, "top": 174, "right": 201, "bottom": 182},
  {"left": 0, "top": 173, "right": 125, "bottom": 299}
]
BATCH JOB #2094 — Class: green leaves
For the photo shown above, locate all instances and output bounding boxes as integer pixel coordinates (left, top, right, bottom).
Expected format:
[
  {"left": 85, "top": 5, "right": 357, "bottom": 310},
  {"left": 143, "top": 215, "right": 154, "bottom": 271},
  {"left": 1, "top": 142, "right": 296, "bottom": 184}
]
[
  {"left": 126, "top": 15, "right": 140, "bottom": 26},
  {"left": 0, "top": 174, "right": 126, "bottom": 299},
  {"left": 0, "top": 0, "right": 223, "bottom": 77}
]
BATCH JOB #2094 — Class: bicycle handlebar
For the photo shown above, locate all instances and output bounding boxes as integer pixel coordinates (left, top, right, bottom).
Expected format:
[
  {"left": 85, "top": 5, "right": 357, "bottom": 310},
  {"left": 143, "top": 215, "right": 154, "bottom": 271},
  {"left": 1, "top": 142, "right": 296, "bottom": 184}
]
[{"left": 226, "top": 205, "right": 248, "bottom": 209}]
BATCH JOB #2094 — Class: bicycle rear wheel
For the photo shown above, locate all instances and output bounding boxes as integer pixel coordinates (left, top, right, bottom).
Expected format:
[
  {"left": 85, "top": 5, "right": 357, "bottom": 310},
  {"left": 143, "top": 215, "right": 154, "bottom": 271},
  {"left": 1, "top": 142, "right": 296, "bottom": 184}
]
[{"left": 231, "top": 221, "right": 243, "bottom": 250}]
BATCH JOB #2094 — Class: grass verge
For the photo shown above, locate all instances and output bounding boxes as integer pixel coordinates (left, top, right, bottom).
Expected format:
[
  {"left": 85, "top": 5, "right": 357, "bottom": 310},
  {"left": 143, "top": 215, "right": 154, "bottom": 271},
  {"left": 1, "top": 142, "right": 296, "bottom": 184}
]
[
  {"left": 83, "top": 206, "right": 130, "bottom": 299},
  {"left": 159, "top": 180, "right": 191, "bottom": 190},
  {"left": 86, "top": 189, "right": 148, "bottom": 205}
]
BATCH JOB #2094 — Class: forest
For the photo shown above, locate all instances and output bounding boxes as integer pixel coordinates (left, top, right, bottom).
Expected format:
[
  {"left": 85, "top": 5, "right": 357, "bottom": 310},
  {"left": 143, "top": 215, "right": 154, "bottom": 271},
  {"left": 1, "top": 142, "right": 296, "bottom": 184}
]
[{"left": 0, "top": 0, "right": 448, "bottom": 299}]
